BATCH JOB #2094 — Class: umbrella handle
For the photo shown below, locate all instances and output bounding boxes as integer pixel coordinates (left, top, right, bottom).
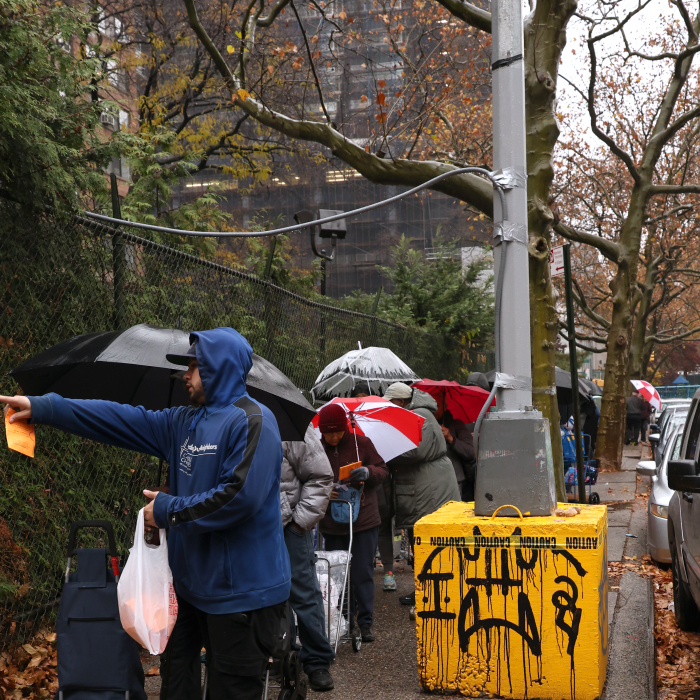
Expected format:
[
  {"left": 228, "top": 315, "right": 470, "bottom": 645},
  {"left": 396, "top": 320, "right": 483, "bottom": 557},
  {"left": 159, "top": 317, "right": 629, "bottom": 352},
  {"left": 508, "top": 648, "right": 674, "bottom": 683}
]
[{"left": 349, "top": 413, "right": 360, "bottom": 463}]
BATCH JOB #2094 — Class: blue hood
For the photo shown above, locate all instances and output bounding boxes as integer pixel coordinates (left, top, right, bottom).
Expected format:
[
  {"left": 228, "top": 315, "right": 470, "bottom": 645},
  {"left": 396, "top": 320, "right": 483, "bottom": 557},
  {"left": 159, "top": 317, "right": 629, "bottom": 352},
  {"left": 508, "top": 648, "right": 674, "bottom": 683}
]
[{"left": 191, "top": 328, "right": 253, "bottom": 409}]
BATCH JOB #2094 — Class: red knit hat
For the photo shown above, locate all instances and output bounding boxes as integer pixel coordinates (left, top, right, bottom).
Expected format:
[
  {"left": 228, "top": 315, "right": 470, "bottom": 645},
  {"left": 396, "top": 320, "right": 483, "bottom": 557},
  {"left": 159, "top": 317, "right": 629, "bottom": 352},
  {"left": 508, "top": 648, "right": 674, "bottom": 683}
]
[{"left": 318, "top": 404, "right": 348, "bottom": 433}]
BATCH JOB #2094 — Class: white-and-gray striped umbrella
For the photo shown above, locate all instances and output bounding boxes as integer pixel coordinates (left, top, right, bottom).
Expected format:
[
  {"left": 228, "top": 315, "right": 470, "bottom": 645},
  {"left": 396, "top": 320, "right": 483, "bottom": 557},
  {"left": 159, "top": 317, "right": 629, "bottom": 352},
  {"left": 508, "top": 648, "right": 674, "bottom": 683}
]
[{"left": 311, "top": 346, "right": 419, "bottom": 403}]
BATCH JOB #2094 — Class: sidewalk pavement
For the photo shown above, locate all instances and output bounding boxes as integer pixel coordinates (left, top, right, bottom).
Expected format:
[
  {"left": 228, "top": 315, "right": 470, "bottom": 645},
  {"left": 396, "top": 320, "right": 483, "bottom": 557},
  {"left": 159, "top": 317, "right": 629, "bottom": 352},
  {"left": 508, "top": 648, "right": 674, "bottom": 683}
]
[
  {"left": 603, "top": 444, "right": 656, "bottom": 700},
  {"left": 141, "top": 447, "right": 657, "bottom": 699}
]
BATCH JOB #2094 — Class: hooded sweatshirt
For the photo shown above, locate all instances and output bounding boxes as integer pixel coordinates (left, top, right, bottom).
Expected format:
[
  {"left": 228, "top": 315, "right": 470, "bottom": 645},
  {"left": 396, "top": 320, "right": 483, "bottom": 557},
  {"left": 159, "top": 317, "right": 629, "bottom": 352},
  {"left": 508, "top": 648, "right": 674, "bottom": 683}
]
[{"left": 28, "top": 327, "right": 290, "bottom": 615}]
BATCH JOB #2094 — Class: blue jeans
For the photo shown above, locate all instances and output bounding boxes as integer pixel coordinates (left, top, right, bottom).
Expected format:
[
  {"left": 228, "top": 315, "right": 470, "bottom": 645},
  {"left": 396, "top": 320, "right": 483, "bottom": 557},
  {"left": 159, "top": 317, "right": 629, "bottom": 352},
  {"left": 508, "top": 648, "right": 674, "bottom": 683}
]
[{"left": 284, "top": 524, "right": 335, "bottom": 674}]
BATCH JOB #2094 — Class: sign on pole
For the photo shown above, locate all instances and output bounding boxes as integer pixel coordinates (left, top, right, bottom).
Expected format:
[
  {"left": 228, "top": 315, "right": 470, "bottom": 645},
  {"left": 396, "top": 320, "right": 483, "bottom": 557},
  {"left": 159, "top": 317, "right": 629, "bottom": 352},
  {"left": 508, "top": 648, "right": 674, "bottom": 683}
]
[{"left": 550, "top": 245, "right": 565, "bottom": 278}]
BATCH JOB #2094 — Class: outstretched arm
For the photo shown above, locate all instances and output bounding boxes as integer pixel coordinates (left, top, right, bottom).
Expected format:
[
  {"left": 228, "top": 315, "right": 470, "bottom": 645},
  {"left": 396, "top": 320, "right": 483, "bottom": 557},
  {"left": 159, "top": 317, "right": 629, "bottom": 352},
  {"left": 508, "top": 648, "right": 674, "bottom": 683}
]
[{"left": 1, "top": 393, "right": 173, "bottom": 460}]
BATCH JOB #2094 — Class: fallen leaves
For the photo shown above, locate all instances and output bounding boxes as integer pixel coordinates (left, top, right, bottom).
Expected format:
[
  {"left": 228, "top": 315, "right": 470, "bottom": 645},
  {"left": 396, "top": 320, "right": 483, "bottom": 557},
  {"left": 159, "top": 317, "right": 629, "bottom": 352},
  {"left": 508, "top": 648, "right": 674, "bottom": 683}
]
[
  {"left": 609, "top": 550, "right": 700, "bottom": 699},
  {"left": 654, "top": 566, "right": 700, "bottom": 700},
  {"left": 0, "top": 629, "right": 58, "bottom": 700},
  {"left": 145, "top": 666, "right": 160, "bottom": 676}
]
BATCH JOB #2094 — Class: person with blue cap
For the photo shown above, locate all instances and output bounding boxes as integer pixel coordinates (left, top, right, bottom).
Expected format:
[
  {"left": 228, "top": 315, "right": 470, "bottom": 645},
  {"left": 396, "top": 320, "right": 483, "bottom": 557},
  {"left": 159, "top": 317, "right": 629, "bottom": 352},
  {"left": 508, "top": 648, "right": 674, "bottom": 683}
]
[{"left": 1, "top": 327, "right": 290, "bottom": 700}]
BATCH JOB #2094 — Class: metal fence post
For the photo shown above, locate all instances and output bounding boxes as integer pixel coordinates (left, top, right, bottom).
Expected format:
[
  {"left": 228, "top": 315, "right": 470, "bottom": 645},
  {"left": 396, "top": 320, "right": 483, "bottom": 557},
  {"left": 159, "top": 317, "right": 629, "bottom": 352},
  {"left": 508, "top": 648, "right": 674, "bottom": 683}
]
[
  {"left": 563, "top": 244, "right": 586, "bottom": 504},
  {"left": 110, "top": 173, "right": 126, "bottom": 331}
]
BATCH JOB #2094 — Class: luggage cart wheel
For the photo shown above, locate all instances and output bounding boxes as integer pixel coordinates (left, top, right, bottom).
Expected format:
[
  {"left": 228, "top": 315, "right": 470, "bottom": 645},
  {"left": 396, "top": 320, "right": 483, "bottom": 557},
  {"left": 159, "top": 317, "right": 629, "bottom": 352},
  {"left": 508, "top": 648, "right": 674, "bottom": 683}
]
[
  {"left": 352, "top": 627, "right": 362, "bottom": 653},
  {"left": 589, "top": 492, "right": 600, "bottom": 505}
]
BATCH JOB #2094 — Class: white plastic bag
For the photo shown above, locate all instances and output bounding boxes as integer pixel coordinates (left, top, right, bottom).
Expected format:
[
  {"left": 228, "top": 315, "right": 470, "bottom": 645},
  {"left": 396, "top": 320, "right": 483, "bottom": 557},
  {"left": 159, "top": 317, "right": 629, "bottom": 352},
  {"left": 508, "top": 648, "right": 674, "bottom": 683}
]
[
  {"left": 315, "top": 550, "right": 350, "bottom": 640},
  {"left": 117, "top": 508, "right": 177, "bottom": 655}
]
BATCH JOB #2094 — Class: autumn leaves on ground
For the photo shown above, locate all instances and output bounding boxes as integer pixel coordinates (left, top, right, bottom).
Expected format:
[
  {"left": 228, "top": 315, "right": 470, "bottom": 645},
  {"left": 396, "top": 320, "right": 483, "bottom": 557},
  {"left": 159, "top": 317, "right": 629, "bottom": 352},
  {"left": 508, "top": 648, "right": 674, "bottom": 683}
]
[
  {"left": 0, "top": 630, "right": 57, "bottom": 700},
  {"left": 609, "top": 489, "right": 700, "bottom": 700}
]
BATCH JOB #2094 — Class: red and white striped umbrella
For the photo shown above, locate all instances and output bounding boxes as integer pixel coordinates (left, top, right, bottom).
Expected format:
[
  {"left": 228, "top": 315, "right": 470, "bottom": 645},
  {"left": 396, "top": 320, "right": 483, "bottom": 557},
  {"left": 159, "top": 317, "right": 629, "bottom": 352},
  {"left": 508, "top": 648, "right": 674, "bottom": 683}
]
[
  {"left": 312, "top": 396, "right": 424, "bottom": 463},
  {"left": 630, "top": 380, "right": 662, "bottom": 410}
]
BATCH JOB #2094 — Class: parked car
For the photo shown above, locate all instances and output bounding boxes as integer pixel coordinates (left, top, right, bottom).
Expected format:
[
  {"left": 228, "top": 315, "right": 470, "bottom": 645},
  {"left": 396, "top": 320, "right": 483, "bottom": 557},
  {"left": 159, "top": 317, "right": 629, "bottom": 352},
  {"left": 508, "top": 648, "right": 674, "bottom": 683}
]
[
  {"left": 652, "top": 399, "right": 692, "bottom": 435},
  {"left": 637, "top": 424, "right": 683, "bottom": 564},
  {"left": 651, "top": 405, "right": 689, "bottom": 465},
  {"left": 666, "top": 389, "right": 700, "bottom": 629}
]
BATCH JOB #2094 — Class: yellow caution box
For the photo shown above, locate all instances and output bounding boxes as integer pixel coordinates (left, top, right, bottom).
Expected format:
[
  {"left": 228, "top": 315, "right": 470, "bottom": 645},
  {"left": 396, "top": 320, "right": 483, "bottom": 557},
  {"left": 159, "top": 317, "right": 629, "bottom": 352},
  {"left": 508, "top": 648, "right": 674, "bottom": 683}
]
[{"left": 414, "top": 502, "right": 608, "bottom": 699}]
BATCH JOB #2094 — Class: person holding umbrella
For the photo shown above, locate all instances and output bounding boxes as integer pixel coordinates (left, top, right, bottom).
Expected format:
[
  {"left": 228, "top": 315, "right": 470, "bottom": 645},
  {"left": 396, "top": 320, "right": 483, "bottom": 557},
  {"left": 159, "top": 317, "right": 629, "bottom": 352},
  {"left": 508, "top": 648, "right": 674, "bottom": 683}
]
[
  {"left": 433, "top": 392, "right": 476, "bottom": 502},
  {"left": 349, "top": 383, "right": 397, "bottom": 592},
  {"left": 317, "top": 403, "right": 388, "bottom": 643},
  {"left": 2, "top": 328, "right": 290, "bottom": 700},
  {"left": 382, "top": 382, "right": 461, "bottom": 614}
]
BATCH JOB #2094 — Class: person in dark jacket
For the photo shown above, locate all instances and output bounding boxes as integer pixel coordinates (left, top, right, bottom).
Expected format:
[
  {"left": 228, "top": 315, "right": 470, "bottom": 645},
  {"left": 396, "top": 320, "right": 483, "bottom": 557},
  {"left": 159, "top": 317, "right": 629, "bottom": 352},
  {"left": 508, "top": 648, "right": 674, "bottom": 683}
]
[
  {"left": 350, "top": 383, "right": 396, "bottom": 592},
  {"left": 626, "top": 391, "right": 645, "bottom": 445},
  {"left": 2, "top": 328, "right": 290, "bottom": 700},
  {"left": 581, "top": 397, "right": 600, "bottom": 455},
  {"left": 317, "top": 403, "right": 388, "bottom": 643},
  {"left": 433, "top": 392, "right": 476, "bottom": 502},
  {"left": 640, "top": 397, "right": 652, "bottom": 443}
]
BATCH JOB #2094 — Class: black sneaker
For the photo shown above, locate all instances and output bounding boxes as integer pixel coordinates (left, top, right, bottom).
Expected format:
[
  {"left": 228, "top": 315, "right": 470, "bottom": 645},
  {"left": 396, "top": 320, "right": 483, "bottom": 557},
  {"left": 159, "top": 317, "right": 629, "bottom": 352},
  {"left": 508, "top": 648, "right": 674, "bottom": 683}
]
[
  {"left": 308, "top": 669, "right": 334, "bottom": 691},
  {"left": 399, "top": 592, "right": 415, "bottom": 606},
  {"left": 359, "top": 624, "right": 375, "bottom": 642}
]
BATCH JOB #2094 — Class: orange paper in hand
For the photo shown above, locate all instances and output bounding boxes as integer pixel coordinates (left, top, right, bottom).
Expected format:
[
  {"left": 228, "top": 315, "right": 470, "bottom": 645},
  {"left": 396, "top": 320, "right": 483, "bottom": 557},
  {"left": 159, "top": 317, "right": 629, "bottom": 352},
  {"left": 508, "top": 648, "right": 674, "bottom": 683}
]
[{"left": 5, "top": 408, "right": 35, "bottom": 458}]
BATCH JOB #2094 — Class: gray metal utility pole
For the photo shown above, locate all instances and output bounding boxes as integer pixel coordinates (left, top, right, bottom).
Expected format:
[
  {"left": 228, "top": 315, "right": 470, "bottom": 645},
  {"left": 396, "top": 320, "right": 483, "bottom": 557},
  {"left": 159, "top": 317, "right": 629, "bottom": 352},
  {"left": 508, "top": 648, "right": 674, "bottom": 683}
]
[
  {"left": 473, "top": 0, "right": 557, "bottom": 516},
  {"left": 492, "top": 0, "right": 531, "bottom": 412}
]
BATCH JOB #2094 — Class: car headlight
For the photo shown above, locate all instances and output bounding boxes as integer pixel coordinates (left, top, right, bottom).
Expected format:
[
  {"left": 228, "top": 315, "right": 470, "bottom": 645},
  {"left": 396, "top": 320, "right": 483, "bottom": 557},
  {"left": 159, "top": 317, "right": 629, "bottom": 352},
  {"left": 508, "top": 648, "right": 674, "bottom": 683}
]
[{"left": 651, "top": 503, "right": 668, "bottom": 519}]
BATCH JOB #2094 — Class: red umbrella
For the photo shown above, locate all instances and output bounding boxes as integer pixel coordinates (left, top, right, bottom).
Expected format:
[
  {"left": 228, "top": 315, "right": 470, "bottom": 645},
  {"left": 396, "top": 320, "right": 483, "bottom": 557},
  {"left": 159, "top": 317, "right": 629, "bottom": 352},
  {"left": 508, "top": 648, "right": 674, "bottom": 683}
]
[
  {"left": 312, "top": 396, "right": 424, "bottom": 463},
  {"left": 412, "top": 379, "right": 495, "bottom": 423}
]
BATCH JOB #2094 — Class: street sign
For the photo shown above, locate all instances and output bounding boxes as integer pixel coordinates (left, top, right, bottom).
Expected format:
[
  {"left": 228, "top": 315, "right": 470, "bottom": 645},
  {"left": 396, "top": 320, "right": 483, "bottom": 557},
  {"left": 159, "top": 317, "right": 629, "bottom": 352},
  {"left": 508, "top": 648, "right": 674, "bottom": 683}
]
[{"left": 550, "top": 245, "right": 565, "bottom": 278}]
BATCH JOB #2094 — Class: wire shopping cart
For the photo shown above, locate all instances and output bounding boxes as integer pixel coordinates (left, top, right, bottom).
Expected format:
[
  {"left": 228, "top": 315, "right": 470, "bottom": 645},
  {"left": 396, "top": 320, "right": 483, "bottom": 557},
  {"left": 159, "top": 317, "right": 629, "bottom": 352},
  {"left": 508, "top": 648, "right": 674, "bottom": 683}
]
[{"left": 316, "top": 501, "right": 361, "bottom": 653}]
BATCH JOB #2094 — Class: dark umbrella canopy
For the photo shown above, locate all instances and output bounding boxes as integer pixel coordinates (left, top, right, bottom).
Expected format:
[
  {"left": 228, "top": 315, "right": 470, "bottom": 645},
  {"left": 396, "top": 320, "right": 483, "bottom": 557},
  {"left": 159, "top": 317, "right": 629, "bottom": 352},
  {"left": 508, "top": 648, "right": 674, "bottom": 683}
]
[
  {"left": 484, "top": 367, "right": 593, "bottom": 402},
  {"left": 9, "top": 324, "right": 315, "bottom": 440},
  {"left": 579, "top": 377, "right": 603, "bottom": 397}
]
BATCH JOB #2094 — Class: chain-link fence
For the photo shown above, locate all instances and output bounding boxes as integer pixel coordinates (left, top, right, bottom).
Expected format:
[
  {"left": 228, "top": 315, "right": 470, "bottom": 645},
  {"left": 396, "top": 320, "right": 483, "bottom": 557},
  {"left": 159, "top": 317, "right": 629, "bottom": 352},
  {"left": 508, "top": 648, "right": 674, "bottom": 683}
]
[{"left": 0, "top": 201, "right": 493, "bottom": 642}]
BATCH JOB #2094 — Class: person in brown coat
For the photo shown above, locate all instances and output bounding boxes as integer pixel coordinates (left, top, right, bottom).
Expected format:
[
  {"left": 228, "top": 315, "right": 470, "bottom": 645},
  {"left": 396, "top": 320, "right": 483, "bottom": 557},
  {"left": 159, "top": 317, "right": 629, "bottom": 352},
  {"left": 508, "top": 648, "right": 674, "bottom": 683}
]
[{"left": 318, "top": 403, "right": 388, "bottom": 643}]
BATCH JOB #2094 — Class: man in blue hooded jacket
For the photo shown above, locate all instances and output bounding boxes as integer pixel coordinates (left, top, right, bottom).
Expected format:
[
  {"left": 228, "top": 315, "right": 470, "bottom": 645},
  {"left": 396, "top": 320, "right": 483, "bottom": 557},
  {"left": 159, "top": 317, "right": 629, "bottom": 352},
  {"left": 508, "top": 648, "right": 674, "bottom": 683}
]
[{"left": 1, "top": 327, "right": 291, "bottom": 700}]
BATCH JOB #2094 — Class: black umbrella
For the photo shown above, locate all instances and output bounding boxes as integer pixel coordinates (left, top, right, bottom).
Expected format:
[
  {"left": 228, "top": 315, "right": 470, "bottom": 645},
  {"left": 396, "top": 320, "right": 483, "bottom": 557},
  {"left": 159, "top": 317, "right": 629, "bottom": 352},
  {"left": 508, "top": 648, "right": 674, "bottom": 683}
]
[
  {"left": 9, "top": 324, "right": 315, "bottom": 441},
  {"left": 579, "top": 377, "right": 603, "bottom": 397},
  {"left": 484, "top": 367, "right": 593, "bottom": 403}
]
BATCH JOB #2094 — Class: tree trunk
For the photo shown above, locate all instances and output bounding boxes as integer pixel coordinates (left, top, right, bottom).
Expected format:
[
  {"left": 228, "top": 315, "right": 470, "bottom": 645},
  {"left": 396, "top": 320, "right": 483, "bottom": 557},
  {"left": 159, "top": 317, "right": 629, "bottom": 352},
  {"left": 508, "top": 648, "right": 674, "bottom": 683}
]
[
  {"left": 524, "top": 0, "right": 577, "bottom": 501},
  {"left": 596, "top": 189, "right": 648, "bottom": 469},
  {"left": 628, "top": 294, "right": 649, "bottom": 381}
]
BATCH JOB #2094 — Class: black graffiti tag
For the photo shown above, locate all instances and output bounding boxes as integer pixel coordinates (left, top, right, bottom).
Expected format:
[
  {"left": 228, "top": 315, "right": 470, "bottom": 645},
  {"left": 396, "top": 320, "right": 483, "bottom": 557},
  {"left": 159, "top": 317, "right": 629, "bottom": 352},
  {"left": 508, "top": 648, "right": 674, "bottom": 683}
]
[
  {"left": 458, "top": 588, "right": 542, "bottom": 655},
  {"left": 417, "top": 546, "right": 456, "bottom": 621},
  {"left": 552, "top": 575, "right": 582, "bottom": 657}
]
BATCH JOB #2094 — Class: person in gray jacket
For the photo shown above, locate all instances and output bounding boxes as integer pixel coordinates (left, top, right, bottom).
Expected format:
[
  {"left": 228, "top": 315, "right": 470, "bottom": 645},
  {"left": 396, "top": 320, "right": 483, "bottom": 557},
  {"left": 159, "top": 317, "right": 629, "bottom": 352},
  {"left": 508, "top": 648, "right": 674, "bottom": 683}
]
[
  {"left": 383, "top": 383, "right": 461, "bottom": 609},
  {"left": 282, "top": 425, "right": 335, "bottom": 692}
]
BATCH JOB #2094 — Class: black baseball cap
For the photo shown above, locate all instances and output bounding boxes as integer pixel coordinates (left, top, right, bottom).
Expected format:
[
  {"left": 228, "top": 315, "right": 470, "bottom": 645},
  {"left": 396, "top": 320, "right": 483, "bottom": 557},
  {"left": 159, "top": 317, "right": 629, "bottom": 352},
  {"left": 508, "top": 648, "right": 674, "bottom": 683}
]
[{"left": 166, "top": 342, "right": 197, "bottom": 367}]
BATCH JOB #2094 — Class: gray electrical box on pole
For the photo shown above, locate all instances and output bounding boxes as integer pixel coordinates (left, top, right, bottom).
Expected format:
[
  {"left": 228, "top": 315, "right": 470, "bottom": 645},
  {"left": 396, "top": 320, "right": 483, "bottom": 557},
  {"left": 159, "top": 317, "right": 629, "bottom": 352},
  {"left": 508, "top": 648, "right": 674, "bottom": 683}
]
[{"left": 474, "top": 0, "right": 557, "bottom": 516}]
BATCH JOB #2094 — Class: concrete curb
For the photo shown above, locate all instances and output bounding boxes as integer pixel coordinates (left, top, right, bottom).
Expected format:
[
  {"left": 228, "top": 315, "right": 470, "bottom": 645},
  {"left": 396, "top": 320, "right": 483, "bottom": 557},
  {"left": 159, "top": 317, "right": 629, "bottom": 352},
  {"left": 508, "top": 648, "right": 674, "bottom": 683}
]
[
  {"left": 603, "top": 572, "right": 655, "bottom": 700},
  {"left": 648, "top": 575, "right": 657, "bottom": 700},
  {"left": 603, "top": 478, "right": 656, "bottom": 700}
]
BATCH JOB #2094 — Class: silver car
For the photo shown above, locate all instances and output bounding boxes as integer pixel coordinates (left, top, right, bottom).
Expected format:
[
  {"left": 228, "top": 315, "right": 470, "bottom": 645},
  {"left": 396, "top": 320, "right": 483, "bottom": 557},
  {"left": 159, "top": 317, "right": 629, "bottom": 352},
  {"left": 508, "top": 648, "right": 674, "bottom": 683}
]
[
  {"left": 665, "top": 390, "right": 700, "bottom": 630},
  {"left": 637, "top": 424, "right": 683, "bottom": 563},
  {"left": 651, "top": 406, "right": 689, "bottom": 466}
]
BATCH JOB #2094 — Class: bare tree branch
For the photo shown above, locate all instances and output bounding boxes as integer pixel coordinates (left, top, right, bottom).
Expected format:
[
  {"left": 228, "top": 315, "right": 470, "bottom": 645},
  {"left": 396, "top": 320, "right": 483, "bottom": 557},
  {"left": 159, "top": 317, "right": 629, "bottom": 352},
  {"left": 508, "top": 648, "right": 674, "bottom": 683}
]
[
  {"left": 182, "top": 0, "right": 496, "bottom": 215},
  {"left": 554, "top": 220, "right": 621, "bottom": 263},
  {"left": 432, "top": 0, "right": 491, "bottom": 33},
  {"left": 650, "top": 183, "right": 700, "bottom": 195},
  {"left": 290, "top": 1, "right": 331, "bottom": 124}
]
